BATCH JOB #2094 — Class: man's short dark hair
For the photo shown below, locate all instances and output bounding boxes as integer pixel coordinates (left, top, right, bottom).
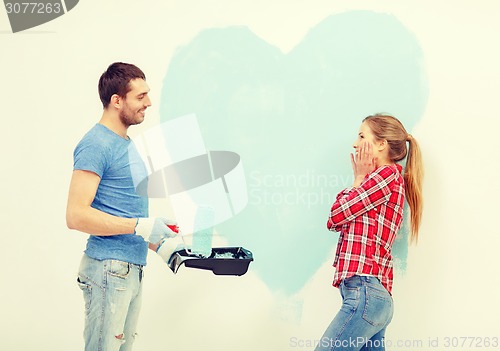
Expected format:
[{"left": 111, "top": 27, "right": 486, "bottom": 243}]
[{"left": 98, "top": 62, "right": 146, "bottom": 108}]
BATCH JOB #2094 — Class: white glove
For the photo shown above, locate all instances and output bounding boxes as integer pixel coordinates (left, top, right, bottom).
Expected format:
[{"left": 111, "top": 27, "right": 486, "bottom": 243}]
[
  {"left": 135, "top": 217, "right": 178, "bottom": 244},
  {"left": 156, "top": 236, "right": 184, "bottom": 264}
]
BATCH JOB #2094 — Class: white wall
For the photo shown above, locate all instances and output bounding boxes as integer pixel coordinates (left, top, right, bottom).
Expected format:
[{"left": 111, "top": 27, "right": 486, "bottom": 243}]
[{"left": 1, "top": 1, "right": 499, "bottom": 350}]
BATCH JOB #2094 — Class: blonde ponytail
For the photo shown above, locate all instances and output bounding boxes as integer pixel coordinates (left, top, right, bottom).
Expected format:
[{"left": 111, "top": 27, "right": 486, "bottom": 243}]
[
  {"left": 363, "top": 114, "right": 424, "bottom": 242},
  {"left": 404, "top": 135, "right": 424, "bottom": 242}
]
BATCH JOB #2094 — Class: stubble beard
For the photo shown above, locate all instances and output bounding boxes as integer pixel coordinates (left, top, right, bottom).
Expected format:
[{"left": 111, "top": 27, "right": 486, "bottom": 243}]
[{"left": 119, "top": 108, "right": 144, "bottom": 127}]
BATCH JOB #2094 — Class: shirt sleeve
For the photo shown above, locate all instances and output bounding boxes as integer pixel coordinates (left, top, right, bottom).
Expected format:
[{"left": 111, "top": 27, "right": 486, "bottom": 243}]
[
  {"left": 327, "top": 166, "right": 398, "bottom": 231},
  {"left": 73, "top": 139, "right": 108, "bottom": 178}
]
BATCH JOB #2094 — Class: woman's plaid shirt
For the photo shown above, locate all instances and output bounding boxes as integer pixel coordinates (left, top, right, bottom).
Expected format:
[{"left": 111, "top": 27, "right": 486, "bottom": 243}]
[{"left": 327, "top": 164, "right": 405, "bottom": 294}]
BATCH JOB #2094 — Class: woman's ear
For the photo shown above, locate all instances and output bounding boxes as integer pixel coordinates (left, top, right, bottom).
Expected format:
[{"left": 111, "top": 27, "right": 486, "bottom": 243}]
[{"left": 377, "top": 139, "right": 388, "bottom": 152}]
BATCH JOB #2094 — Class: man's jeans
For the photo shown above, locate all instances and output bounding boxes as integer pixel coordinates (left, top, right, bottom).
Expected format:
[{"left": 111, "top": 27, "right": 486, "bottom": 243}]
[
  {"left": 315, "top": 275, "right": 394, "bottom": 351},
  {"left": 77, "top": 254, "right": 144, "bottom": 351}
]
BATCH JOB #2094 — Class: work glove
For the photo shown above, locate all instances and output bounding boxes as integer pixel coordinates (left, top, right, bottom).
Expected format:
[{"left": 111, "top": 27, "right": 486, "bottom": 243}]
[
  {"left": 156, "top": 235, "right": 184, "bottom": 264},
  {"left": 135, "top": 217, "right": 178, "bottom": 244}
]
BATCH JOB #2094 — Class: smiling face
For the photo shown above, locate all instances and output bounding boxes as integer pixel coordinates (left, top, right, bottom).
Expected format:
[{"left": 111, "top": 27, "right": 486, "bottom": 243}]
[
  {"left": 353, "top": 121, "right": 390, "bottom": 165},
  {"left": 353, "top": 121, "right": 377, "bottom": 153},
  {"left": 118, "top": 78, "right": 152, "bottom": 127}
]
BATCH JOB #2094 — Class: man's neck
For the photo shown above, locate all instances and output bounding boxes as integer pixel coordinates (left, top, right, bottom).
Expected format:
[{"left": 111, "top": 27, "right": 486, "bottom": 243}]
[{"left": 99, "top": 111, "right": 129, "bottom": 139}]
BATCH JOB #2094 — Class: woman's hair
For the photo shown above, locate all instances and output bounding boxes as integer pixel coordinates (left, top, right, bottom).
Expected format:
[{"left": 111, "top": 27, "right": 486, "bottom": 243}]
[{"left": 363, "top": 113, "right": 424, "bottom": 242}]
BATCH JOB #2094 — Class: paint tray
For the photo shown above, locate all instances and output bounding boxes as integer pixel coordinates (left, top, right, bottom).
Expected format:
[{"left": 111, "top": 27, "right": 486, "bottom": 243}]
[{"left": 168, "top": 247, "right": 253, "bottom": 276}]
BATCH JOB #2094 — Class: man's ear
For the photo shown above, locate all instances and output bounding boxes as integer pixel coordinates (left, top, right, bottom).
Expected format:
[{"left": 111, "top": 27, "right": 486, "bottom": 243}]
[{"left": 110, "top": 94, "right": 122, "bottom": 109}]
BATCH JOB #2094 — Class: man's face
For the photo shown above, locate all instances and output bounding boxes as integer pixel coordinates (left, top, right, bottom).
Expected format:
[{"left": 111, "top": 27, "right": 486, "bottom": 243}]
[{"left": 119, "top": 78, "right": 152, "bottom": 126}]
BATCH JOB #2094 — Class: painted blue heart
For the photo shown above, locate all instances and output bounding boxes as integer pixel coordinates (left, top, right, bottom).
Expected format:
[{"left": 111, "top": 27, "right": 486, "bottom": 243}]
[{"left": 159, "top": 10, "right": 427, "bottom": 295}]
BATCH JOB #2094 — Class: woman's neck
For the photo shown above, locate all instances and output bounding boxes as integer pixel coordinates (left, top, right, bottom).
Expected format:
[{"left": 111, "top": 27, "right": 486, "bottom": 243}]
[{"left": 376, "top": 156, "right": 394, "bottom": 168}]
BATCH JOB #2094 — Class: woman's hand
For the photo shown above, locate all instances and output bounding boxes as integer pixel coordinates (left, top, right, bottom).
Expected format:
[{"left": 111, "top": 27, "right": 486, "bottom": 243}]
[{"left": 351, "top": 141, "right": 376, "bottom": 187}]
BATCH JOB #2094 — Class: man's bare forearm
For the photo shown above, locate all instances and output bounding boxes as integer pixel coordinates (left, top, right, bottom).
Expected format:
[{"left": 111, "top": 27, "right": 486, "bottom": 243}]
[{"left": 66, "top": 205, "right": 137, "bottom": 236}]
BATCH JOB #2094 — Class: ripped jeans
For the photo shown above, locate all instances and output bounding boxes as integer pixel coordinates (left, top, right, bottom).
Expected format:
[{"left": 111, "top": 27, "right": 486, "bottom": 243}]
[
  {"left": 315, "top": 275, "right": 394, "bottom": 351},
  {"left": 77, "top": 254, "right": 144, "bottom": 351}
]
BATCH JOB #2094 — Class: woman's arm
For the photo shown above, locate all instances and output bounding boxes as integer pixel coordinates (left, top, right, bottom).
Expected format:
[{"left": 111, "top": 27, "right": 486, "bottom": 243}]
[{"left": 327, "top": 166, "right": 398, "bottom": 230}]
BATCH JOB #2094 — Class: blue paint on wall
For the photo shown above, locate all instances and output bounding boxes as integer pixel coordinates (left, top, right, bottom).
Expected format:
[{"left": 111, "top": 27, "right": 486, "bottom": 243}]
[{"left": 159, "top": 10, "right": 427, "bottom": 294}]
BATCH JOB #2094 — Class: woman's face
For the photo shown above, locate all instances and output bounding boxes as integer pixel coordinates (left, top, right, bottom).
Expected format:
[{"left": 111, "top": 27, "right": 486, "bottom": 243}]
[
  {"left": 353, "top": 122, "right": 392, "bottom": 165},
  {"left": 353, "top": 122, "right": 377, "bottom": 154}
]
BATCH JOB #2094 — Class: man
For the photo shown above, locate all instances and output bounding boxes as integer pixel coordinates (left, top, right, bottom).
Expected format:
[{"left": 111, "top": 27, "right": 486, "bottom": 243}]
[{"left": 66, "top": 62, "right": 180, "bottom": 351}]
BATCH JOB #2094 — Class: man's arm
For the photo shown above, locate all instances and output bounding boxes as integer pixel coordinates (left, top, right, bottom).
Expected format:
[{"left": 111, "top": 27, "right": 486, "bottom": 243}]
[{"left": 66, "top": 170, "right": 136, "bottom": 236}]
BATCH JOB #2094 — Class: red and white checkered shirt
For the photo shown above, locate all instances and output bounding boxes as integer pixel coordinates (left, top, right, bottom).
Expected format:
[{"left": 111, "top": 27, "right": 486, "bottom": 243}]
[{"left": 327, "top": 164, "right": 405, "bottom": 294}]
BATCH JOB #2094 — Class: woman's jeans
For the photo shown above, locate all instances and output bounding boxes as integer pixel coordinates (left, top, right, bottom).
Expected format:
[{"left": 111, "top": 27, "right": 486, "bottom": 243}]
[
  {"left": 315, "top": 275, "right": 394, "bottom": 351},
  {"left": 77, "top": 254, "right": 144, "bottom": 351}
]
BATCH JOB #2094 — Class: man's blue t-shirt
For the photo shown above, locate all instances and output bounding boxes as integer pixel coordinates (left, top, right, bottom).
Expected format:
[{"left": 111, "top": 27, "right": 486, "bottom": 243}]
[{"left": 73, "top": 124, "right": 149, "bottom": 265}]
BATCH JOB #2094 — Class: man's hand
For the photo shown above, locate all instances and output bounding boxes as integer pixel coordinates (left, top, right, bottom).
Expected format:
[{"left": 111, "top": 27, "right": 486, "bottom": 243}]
[
  {"left": 156, "top": 235, "right": 184, "bottom": 264},
  {"left": 135, "top": 217, "right": 178, "bottom": 244}
]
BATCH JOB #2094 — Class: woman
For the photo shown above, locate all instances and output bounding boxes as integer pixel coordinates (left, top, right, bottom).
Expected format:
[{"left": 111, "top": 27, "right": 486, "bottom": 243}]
[{"left": 315, "top": 114, "right": 423, "bottom": 351}]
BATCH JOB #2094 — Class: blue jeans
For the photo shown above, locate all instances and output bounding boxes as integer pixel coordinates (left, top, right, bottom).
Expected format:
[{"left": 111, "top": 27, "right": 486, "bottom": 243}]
[
  {"left": 315, "top": 275, "right": 394, "bottom": 351},
  {"left": 77, "top": 254, "right": 144, "bottom": 351}
]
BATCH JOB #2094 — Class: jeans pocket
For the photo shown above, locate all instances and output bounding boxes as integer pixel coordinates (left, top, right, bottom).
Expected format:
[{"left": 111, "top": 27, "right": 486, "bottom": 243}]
[
  {"left": 343, "top": 276, "right": 361, "bottom": 289},
  {"left": 341, "top": 285, "right": 360, "bottom": 312},
  {"left": 107, "top": 260, "right": 130, "bottom": 279},
  {"left": 77, "top": 277, "right": 92, "bottom": 313},
  {"left": 362, "top": 285, "right": 393, "bottom": 327}
]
